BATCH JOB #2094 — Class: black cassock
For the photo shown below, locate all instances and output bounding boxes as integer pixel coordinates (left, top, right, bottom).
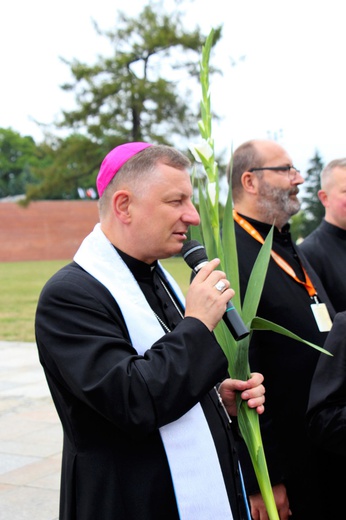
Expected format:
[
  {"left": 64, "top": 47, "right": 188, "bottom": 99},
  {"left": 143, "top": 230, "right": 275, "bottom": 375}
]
[
  {"left": 233, "top": 215, "right": 337, "bottom": 520},
  {"left": 35, "top": 251, "right": 248, "bottom": 520}
]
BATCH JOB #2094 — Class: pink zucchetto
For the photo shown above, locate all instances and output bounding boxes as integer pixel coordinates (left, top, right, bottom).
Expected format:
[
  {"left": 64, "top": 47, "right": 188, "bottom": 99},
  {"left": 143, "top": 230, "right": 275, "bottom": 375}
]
[{"left": 96, "top": 142, "right": 152, "bottom": 197}]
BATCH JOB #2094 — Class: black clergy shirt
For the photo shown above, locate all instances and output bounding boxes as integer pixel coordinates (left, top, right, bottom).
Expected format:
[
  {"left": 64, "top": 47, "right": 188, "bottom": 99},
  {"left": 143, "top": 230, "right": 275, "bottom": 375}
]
[
  {"left": 299, "top": 219, "right": 346, "bottom": 312},
  {"left": 234, "top": 214, "right": 336, "bottom": 519},
  {"left": 115, "top": 248, "right": 184, "bottom": 332}
]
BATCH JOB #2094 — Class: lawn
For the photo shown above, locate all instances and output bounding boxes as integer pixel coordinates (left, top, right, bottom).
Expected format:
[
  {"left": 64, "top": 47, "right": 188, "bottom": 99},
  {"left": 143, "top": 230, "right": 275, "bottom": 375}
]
[{"left": 0, "top": 257, "right": 191, "bottom": 342}]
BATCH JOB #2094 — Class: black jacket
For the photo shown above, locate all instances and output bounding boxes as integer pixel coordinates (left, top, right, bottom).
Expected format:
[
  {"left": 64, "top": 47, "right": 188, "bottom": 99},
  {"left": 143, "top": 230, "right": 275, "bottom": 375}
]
[
  {"left": 307, "top": 310, "right": 346, "bottom": 454},
  {"left": 306, "top": 310, "right": 346, "bottom": 518},
  {"left": 35, "top": 261, "right": 247, "bottom": 520}
]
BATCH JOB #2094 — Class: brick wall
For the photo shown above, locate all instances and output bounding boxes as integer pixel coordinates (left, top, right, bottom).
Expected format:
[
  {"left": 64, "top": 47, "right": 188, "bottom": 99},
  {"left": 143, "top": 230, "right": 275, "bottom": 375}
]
[{"left": 0, "top": 200, "right": 99, "bottom": 262}]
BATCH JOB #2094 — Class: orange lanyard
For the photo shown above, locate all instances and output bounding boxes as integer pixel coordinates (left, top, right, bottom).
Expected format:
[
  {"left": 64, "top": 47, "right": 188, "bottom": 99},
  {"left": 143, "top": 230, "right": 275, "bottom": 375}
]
[{"left": 233, "top": 210, "right": 317, "bottom": 298}]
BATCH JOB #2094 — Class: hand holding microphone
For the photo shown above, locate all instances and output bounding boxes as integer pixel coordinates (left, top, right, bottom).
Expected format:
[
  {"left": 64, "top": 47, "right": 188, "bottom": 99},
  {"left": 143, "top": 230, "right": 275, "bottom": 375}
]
[
  {"left": 183, "top": 257, "right": 234, "bottom": 332},
  {"left": 182, "top": 240, "right": 249, "bottom": 341}
]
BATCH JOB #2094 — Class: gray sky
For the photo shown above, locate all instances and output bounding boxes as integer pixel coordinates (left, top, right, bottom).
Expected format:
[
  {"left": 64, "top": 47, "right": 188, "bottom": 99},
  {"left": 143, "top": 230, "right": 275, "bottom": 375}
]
[{"left": 2, "top": 0, "right": 345, "bottom": 172}]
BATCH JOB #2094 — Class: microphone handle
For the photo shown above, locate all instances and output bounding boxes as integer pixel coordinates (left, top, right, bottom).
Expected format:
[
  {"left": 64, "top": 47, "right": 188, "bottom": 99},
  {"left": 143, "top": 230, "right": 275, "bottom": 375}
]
[{"left": 223, "top": 301, "right": 250, "bottom": 341}]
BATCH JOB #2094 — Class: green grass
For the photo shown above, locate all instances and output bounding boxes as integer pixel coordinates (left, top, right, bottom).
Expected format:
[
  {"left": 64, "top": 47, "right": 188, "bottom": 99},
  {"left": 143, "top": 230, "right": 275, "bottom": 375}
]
[{"left": 0, "top": 257, "right": 191, "bottom": 343}]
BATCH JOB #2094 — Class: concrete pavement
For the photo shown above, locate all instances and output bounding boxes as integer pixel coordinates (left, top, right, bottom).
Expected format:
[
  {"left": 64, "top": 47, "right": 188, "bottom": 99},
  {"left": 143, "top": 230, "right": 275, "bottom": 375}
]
[{"left": 0, "top": 341, "right": 62, "bottom": 520}]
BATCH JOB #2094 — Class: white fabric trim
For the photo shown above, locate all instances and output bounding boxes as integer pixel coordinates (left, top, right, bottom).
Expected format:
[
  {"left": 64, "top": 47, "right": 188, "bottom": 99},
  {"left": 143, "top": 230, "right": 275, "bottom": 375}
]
[{"left": 74, "top": 224, "right": 233, "bottom": 519}]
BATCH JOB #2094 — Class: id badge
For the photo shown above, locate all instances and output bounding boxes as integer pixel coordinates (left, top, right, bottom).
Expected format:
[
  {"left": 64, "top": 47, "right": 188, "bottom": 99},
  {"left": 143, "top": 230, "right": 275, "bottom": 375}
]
[{"left": 311, "top": 302, "right": 332, "bottom": 332}]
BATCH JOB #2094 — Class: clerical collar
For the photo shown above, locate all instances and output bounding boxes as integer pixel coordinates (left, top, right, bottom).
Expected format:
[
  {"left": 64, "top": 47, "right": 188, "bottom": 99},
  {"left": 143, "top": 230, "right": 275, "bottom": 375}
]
[
  {"left": 114, "top": 247, "right": 157, "bottom": 282},
  {"left": 322, "top": 219, "right": 346, "bottom": 239}
]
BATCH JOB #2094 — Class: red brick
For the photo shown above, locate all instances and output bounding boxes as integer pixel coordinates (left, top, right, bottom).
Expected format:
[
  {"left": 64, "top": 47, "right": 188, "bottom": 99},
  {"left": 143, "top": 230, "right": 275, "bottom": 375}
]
[{"left": 0, "top": 200, "right": 99, "bottom": 261}]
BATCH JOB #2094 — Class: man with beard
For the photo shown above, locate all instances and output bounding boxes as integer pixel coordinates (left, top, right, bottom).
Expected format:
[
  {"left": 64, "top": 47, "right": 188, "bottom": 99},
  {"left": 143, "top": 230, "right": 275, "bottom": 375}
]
[{"left": 227, "top": 140, "right": 335, "bottom": 520}]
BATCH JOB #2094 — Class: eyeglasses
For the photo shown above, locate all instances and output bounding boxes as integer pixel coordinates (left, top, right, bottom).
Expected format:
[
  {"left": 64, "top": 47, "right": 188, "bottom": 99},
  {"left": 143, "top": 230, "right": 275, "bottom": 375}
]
[{"left": 249, "top": 165, "right": 300, "bottom": 181}]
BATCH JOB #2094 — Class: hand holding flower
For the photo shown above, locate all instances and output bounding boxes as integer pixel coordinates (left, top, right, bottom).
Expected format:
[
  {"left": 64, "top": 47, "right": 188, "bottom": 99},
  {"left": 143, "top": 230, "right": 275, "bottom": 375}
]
[{"left": 219, "top": 372, "right": 265, "bottom": 417}]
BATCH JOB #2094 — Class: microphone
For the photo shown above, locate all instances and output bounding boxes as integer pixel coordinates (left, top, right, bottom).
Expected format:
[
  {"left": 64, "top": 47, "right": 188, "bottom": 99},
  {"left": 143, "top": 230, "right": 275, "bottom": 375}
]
[{"left": 181, "top": 240, "right": 250, "bottom": 341}]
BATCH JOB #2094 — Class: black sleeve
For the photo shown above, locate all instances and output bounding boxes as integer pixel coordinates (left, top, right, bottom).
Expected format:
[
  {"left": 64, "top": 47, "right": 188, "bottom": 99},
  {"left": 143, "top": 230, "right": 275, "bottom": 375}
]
[
  {"left": 307, "top": 311, "right": 346, "bottom": 456},
  {"left": 35, "top": 263, "right": 228, "bottom": 436}
]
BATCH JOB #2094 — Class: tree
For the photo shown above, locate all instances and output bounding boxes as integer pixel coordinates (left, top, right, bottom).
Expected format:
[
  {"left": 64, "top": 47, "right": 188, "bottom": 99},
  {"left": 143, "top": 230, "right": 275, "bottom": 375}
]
[
  {"left": 25, "top": 1, "right": 222, "bottom": 201},
  {"left": 290, "top": 210, "right": 308, "bottom": 243},
  {"left": 299, "top": 150, "right": 325, "bottom": 237},
  {"left": 0, "top": 128, "right": 39, "bottom": 198},
  {"left": 25, "top": 134, "right": 104, "bottom": 201},
  {"left": 58, "top": 1, "right": 221, "bottom": 145}
]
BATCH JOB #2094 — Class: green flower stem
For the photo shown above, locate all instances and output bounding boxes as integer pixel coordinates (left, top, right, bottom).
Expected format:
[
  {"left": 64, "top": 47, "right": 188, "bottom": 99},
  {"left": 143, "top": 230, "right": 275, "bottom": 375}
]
[
  {"left": 237, "top": 405, "right": 280, "bottom": 519},
  {"left": 191, "top": 28, "right": 280, "bottom": 520},
  {"left": 193, "top": 28, "right": 330, "bottom": 520}
]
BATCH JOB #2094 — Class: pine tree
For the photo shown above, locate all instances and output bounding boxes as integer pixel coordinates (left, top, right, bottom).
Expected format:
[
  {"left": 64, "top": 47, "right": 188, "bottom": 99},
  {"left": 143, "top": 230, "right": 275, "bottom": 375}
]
[
  {"left": 24, "top": 1, "right": 222, "bottom": 201},
  {"left": 299, "top": 150, "right": 325, "bottom": 237}
]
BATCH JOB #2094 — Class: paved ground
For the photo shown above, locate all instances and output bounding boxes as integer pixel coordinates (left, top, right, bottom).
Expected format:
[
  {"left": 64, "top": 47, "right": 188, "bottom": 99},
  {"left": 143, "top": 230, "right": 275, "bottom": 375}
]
[{"left": 0, "top": 341, "right": 62, "bottom": 520}]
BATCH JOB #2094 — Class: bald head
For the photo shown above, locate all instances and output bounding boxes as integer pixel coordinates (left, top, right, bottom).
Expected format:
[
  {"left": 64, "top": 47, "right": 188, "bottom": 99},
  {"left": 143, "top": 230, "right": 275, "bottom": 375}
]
[
  {"left": 228, "top": 140, "right": 291, "bottom": 202},
  {"left": 318, "top": 158, "right": 346, "bottom": 229},
  {"left": 320, "top": 158, "right": 346, "bottom": 191}
]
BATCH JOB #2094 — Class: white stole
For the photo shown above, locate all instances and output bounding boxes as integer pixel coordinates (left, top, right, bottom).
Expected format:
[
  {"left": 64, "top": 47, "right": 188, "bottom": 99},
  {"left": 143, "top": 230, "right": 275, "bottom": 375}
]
[{"left": 74, "top": 224, "right": 233, "bottom": 519}]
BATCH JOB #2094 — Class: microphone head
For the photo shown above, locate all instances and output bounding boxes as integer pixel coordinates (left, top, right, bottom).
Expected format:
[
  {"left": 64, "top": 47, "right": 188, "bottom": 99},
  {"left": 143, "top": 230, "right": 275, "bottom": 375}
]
[{"left": 181, "top": 240, "right": 208, "bottom": 270}]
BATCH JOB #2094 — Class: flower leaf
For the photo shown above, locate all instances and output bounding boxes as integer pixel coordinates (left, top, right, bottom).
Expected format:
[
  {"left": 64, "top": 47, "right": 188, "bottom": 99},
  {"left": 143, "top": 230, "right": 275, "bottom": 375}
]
[{"left": 251, "top": 317, "right": 333, "bottom": 355}]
